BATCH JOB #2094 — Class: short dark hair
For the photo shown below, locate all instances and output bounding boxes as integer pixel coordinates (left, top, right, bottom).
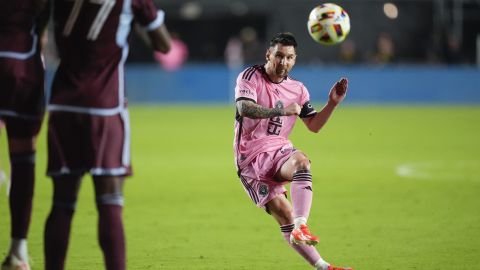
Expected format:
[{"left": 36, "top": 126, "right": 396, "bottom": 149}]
[{"left": 269, "top": 32, "right": 297, "bottom": 48}]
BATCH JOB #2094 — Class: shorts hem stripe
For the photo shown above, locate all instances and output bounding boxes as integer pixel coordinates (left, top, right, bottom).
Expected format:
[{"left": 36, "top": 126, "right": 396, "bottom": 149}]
[{"left": 240, "top": 176, "right": 259, "bottom": 204}]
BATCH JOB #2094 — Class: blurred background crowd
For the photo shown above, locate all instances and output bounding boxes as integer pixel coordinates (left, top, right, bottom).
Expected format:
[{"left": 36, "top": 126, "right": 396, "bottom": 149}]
[{"left": 42, "top": 0, "right": 480, "bottom": 70}]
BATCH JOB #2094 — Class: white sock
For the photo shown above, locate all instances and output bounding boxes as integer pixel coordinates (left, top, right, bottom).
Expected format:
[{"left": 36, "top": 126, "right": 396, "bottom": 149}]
[
  {"left": 314, "top": 258, "right": 330, "bottom": 270},
  {"left": 10, "top": 239, "right": 28, "bottom": 261},
  {"left": 294, "top": 216, "right": 307, "bottom": 229}
]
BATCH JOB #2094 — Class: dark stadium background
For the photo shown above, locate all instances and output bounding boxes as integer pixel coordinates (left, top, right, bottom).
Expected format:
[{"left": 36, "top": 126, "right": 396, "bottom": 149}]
[
  {"left": 42, "top": 0, "right": 479, "bottom": 104},
  {"left": 128, "top": 0, "right": 480, "bottom": 64}
]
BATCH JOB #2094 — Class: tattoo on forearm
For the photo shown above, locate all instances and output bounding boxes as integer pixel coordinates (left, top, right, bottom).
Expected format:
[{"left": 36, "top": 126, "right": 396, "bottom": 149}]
[{"left": 238, "top": 101, "right": 283, "bottom": 119}]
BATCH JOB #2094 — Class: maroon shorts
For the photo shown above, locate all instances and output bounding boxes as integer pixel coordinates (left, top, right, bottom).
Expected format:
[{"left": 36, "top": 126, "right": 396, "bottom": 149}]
[
  {"left": 0, "top": 54, "right": 45, "bottom": 138},
  {"left": 47, "top": 111, "right": 132, "bottom": 177}
]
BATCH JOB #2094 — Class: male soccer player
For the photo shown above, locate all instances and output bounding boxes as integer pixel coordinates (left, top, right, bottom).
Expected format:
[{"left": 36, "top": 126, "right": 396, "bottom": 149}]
[
  {"left": 44, "top": 1, "right": 171, "bottom": 269},
  {"left": 234, "top": 32, "right": 352, "bottom": 270},
  {"left": 0, "top": 1, "right": 49, "bottom": 269}
]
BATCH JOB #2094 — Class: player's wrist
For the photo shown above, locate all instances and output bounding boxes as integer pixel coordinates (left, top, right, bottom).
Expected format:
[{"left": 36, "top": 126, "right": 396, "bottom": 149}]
[{"left": 327, "top": 100, "right": 338, "bottom": 108}]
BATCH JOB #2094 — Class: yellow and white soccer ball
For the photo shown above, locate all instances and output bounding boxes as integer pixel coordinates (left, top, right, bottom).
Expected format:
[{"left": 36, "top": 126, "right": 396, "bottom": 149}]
[{"left": 307, "top": 3, "right": 351, "bottom": 45}]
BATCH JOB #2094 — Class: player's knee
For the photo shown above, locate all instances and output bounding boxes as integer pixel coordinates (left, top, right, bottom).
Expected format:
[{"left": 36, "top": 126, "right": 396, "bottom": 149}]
[
  {"left": 8, "top": 137, "right": 37, "bottom": 153},
  {"left": 96, "top": 192, "right": 124, "bottom": 207},
  {"left": 293, "top": 156, "right": 310, "bottom": 171}
]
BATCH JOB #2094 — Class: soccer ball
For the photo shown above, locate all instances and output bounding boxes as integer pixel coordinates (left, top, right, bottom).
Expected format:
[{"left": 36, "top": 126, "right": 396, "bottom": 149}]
[{"left": 307, "top": 3, "right": 350, "bottom": 45}]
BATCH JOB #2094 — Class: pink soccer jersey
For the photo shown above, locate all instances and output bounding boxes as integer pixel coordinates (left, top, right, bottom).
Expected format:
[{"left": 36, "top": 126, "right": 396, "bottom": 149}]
[{"left": 233, "top": 65, "right": 317, "bottom": 172}]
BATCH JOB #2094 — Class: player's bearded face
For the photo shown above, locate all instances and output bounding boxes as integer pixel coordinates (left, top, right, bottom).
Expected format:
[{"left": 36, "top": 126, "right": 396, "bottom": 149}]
[{"left": 267, "top": 44, "right": 296, "bottom": 79}]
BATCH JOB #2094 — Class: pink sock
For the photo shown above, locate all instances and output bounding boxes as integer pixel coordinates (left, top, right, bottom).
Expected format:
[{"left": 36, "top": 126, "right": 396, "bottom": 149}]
[
  {"left": 290, "top": 170, "right": 313, "bottom": 220},
  {"left": 280, "top": 224, "right": 320, "bottom": 266}
]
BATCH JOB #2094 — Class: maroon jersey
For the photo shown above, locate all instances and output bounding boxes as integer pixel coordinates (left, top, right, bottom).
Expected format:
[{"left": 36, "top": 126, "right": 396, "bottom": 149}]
[
  {"left": 49, "top": 0, "right": 164, "bottom": 114},
  {"left": 0, "top": 0, "right": 39, "bottom": 56},
  {"left": 0, "top": 0, "right": 45, "bottom": 120}
]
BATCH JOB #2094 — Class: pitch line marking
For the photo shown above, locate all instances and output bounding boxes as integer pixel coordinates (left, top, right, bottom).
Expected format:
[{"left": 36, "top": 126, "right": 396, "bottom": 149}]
[{"left": 395, "top": 160, "right": 480, "bottom": 182}]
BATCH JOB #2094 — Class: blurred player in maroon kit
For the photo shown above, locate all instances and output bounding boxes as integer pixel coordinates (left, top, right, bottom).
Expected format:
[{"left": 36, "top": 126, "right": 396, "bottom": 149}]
[
  {"left": 0, "top": 0, "right": 49, "bottom": 269},
  {"left": 45, "top": 0, "right": 171, "bottom": 269}
]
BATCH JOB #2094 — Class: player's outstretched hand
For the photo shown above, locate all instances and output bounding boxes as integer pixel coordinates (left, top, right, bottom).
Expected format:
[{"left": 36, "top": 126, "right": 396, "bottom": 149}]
[
  {"left": 283, "top": 102, "right": 301, "bottom": 116},
  {"left": 328, "top": 77, "right": 348, "bottom": 106}
]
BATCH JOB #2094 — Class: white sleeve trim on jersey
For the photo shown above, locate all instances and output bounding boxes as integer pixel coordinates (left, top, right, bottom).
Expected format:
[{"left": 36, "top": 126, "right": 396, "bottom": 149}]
[
  {"left": 145, "top": 10, "right": 165, "bottom": 31},
  {"left": 0, "top": 26, "right": 37, "bottom": 60}
]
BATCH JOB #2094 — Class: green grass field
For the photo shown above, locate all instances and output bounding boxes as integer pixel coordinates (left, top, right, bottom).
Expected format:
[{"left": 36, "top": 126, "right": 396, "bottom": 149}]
[{"left": 1, "top": 105, "right": 480, "bottom": 270}]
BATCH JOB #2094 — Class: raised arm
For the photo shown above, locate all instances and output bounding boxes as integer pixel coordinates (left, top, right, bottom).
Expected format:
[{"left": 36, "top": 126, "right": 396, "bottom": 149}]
[
  {"left": 236, "top": 99, "right": 301, "bottom": 119},
  {"left": 135, "top": 9, "right": 172, "bottom": 53},
  {"left": 147, "top": 23, "right": 171, "bottom": 53},
  {"left": 302, "top": 78, "right": 348, "bottom": 133}
]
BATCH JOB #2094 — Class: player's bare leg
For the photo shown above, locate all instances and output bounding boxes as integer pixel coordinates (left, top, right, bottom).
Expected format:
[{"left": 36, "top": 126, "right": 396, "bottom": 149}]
[
  {"left": 273, "top": 153, "right": 354, "bottom": 270},
  {"left": 2, "top": 135, "right": 38, "bottom": 270},
  {"left": 44, "top": 175, "right": 82, "bottom": 270},
  {"left": 267, "top": 193, "right": 353, "bottom": 270},
  {"left": 276, "top": 151, "right": 319, "bottom": 245},
  {"left": 266, "top": 195, "right": 331, "bottom": 269},
  {"left": 93, "top": 176, "right": 126, "bottom": 270}
]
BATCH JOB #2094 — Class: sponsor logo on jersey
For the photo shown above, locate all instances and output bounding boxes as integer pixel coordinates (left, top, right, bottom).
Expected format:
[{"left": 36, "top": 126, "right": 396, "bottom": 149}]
[
  {"left": 267, "top": 101, "right": 284, "bottom": 135},
  {"left": 239, "top": 89, "right": 254, "bottom": 97}
]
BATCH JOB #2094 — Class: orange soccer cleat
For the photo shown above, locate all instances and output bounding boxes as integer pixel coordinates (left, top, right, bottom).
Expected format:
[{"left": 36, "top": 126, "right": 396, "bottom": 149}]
[{"left": 290, "top": 224, "right": 319, "bottom": 246}]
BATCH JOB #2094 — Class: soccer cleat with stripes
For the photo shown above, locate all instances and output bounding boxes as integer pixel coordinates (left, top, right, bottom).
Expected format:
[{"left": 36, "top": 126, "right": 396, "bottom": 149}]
[
  {"left": 290, "top": 224, "right": 319, "bottom": 246},
  {"left": 327, "top": 266, "right": 353, "bottom": 270}
]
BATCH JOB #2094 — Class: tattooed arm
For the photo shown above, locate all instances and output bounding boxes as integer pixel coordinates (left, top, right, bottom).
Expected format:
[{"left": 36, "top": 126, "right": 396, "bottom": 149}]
[{"left": 236, "top": 99, "right": 301, "bottom": 119}]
